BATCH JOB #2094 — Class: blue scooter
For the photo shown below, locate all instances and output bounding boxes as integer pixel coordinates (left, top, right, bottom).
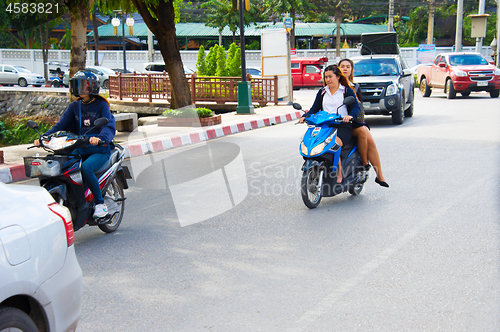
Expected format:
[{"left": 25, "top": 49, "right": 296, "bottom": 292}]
[{"left": 294, "top": 96, "right": 368, "bottom": 209}]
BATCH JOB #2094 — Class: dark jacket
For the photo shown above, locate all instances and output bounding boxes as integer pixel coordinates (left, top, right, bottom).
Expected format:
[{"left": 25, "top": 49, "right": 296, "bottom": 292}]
[
  {"left": 44, "top": 98, "right": 116, "bottom": 154},
  {"left": 307, "top": 85, "right": 361, "bottom": 120}
]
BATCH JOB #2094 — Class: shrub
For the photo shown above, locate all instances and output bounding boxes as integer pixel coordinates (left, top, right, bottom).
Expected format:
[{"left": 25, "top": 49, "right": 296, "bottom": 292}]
[
  {"left": 205, "top": 45, "right": 218, "bottom": 76},
  {"left": 215, "top": 45, "right": 227, "bottom": 76},
  {"left": 226, "top": 43, "right": 241, "bottom": 77},
  {"left": 196, "top": 45, "right": 207, "bottom": 75},
  {"left": 162, "top": 107, "right": 214, "bottom": 118},
  {"left": 0, "top": 114, "right": 58, "bottom": 146}
]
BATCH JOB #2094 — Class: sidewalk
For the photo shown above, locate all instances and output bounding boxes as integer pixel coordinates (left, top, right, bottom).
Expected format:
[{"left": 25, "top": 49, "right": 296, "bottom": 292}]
[{"left": 0, "top": 103, "right": 304, "bottom": 184}]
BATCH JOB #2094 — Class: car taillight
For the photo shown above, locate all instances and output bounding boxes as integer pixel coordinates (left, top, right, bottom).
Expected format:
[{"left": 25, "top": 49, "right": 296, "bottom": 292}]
[{"left": 48, "top": 202, "right": 74, "bottom": 247}]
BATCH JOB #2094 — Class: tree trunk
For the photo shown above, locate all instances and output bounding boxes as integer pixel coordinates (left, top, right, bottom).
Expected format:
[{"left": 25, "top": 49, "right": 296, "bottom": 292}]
[
  {"left": 335, "top": 6, "right": 342, "bottom": 58},
  {"left": 132, "top": 0, "right": 192, "bottom": 109},
  {"left": 66, "top": 0, "right": 91, "bottom": 80},
  {"left": 93, "top": 9, "right": 99, "bottom": 66},
  {"left": 44, "top": 23, "right": 49, "bottom": 81},
  {"left": 290, "top": 8, "right": 296, "bottom": 48}
]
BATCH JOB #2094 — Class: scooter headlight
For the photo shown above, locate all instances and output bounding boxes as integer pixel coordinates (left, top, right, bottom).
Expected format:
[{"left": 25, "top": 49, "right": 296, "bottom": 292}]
[
  {"left": 300, "top": 142, "right": 308, "bottom": 155},
  {"left": 310, "top": 142, "right": 326, "bottom": 156},
  {"left": 386, "top": 83, "right": 398, "bottom": 96}
]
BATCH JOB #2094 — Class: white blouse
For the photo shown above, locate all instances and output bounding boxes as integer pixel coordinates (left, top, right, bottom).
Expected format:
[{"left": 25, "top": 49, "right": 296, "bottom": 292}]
[{"left": 322, "top": 85, "right": 348, "bottom": 117}]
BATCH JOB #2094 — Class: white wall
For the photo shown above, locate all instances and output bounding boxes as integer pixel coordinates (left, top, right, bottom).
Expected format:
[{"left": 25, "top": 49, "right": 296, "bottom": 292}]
[{"left": 0, "top": 46, "right": 494, "bottom": 75}]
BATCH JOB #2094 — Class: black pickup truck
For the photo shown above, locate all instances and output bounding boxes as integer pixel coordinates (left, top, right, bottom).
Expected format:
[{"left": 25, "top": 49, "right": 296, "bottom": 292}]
[{"left": 351, "top": 32, "right": 415, "bottom": 125}]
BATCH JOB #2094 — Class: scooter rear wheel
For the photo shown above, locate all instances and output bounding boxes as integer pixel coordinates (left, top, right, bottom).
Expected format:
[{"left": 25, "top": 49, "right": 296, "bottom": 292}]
[
  {"left": 301, "top": 166, "right": 322, "bottom": 209},
  {"left": 99, "top": 178, "right": 125, "bottom": 233}
]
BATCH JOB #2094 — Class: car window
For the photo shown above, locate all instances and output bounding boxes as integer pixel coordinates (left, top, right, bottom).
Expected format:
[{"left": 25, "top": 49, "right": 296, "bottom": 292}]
[
  {"left": 14, "top": 66, "right": 31, "bottom": 73},
  {"left": 4, "top": 66, "right": 16, "bottom": 73},
  {"left": 291, "top": 63, "right": 300, "bottom": 69},
  {"left": 439, "top": 57, "right": 447, "bottom": 65},
  {"left": 353, "top": 58, "right": 398, "bottom": 76},
  {"left": 434, "top": 56, "right": 441, "bottom": 66},
  {"left": 305, "top": 65, "right": 320, "bottom": 74},
  {"left": 449, "top": 54, "right": 489, "bottom": 66}
]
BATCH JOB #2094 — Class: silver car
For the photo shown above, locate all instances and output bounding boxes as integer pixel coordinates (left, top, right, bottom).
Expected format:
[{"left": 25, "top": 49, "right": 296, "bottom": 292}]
[
  {"left": 63, "top": 66, "right": 115, "bottom": 89},
  {"left": 0, "top": 181, "right": 83, "bottom": 331},
  {"left": 0, "top": 65, "right": 45, "bottom": 87}
]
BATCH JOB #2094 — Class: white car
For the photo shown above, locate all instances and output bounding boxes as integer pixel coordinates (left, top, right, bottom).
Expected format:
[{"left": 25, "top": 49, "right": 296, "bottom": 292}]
[
  {"left": 0, "top": 181, "right": 82, "bottom": 331},
  {"left": 143, "top": 62, "right": 194, "bottom": 75},
  {"left": 0, "top": 65, "right": 45, "bottom": 87}
]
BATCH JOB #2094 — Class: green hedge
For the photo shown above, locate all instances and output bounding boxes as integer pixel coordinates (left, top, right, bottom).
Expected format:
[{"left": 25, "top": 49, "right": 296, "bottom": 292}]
[{"left": 0, "top": 115, "right": 57, "bottom": 146}]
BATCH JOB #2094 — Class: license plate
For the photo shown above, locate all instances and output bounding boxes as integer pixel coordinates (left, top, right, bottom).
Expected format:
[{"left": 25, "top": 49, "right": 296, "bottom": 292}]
[
  {"left": 477, "top": 81, "right": 488, "bottom": 86},
  {"left": 362, "top": 102, "right": 370, "bottom": 109}
]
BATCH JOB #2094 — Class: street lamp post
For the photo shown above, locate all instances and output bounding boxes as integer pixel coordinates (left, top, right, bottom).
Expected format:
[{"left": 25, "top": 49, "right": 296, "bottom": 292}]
[{"left": 235, "top": 0, "right": 254, "bottom": 114}]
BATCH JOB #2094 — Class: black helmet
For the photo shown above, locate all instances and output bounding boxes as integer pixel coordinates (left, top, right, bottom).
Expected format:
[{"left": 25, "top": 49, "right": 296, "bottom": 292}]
[{"left": 69, "top": 70, "right": 100, "bottom": 97}]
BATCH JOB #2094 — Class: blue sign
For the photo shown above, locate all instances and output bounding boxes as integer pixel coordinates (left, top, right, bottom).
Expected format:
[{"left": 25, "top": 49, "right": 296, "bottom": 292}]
[
  {"left": 283, "top": 17, "right": 293, "bottom": 29},
  {"left": 321, "top": 37, "right": 332, "bottom": 44}
]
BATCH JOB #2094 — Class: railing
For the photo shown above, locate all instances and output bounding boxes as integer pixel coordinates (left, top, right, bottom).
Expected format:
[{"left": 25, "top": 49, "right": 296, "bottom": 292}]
[{"left": 109, "top": 72, "right": 279, "bottom": 106}]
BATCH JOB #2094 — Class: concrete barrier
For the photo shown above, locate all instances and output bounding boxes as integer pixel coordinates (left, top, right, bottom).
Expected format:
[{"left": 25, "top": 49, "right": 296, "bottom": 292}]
[{"left": 114, "top": 112, "right": 138, "bottom": 132}]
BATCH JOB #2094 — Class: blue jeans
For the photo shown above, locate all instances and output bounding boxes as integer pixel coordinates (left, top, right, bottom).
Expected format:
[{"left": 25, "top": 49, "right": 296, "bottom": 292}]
[{"left": 80, "top": 153, "right": 110, "bottom": 205}]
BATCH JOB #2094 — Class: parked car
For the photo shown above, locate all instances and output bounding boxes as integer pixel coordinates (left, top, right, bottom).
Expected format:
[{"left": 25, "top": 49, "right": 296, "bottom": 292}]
[
  {"left": 0, "top": 65, "right": 45, "bottom": 87},
  {"left": 291, "top": 57, "right": 327, "bottom": 89},
  {"left": 143, "top": 62, "right": 194, "bottom": 75},
  {"left": 352, "top": 54, "right": 415, "bottom": 124},
  {"left": 63, "top": 65, "right": 116, "bottom": 89},
  {"left": 246, "top": 67, "right": 262, "bottom": 77},
  {"left": 0, "top": 181, "right": 82, "bottom": 331},
  {"left": 416, "top": 52, "right": 500, "bottom": 99},
  {"left": 112, "top": 67, "right": 142, "bottom": 74}
]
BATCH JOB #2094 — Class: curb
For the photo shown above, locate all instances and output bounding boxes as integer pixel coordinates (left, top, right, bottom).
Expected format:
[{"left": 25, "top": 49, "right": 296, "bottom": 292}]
[{"left": 0, "top": 111, "right": 302, "bottom": 184}]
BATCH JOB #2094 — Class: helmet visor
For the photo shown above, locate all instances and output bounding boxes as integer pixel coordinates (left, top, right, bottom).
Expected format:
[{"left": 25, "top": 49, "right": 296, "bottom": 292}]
[{"left": 69, "top": 78, "right": 91, "bottom": 96}]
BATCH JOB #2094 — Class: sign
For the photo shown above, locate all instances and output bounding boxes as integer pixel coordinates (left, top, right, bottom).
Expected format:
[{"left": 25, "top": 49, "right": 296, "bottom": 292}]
[
  {"left": 417, "top": 44, "right": 436, "bottom": 65},
  {"left": 290, "top": 48, "right": 297, "bottom": 56},
  {"left": 321, "top": 37, "right": 332, "bottom": 45},
  {"left": 283, "top": 17, "right": 292, "bottom": 29}
]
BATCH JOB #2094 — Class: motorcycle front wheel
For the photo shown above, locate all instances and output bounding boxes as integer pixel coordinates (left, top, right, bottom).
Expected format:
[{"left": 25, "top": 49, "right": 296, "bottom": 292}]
[
  {"left": 99, "top": 178, "right": 125, "bottom": 233},
  {"left": 301, "top": 166, "right": 323, "bottom": 209}
]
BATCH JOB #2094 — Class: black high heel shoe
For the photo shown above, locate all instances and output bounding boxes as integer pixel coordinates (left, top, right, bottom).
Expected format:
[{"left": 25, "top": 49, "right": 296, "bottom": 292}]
[{"left": 375, "top": 177, "right": 389, "bottom": 188}]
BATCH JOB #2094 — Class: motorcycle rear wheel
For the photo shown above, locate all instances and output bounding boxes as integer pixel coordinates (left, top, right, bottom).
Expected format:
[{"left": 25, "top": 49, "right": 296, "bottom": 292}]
[
  {"left": 99, "top": 178, "right": 125, "bottom": 233},
  {"left": 301, "top": 166, "right": 323, "bottom": 209}
]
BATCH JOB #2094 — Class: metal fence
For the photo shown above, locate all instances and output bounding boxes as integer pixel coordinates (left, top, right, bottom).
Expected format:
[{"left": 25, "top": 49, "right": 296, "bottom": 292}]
[{"left": 109, "top": 72, "right": 279, "bottom": 105}]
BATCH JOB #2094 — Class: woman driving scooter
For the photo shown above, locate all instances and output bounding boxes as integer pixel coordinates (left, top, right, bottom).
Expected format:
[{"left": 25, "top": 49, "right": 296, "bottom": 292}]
[
  {"left": 34, "top": 70, "right": 116, "bottom": 218},
  {"left": 338, "top": 58, "right": 389, "bottom": 188},
  {"left": 299, "top": 64, "right": 360, "bottom": 184}
]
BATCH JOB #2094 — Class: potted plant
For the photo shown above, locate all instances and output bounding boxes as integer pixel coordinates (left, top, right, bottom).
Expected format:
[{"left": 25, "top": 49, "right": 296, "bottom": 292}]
[{"left": 157, "top": 107, "right": 221, "bottom": 127}]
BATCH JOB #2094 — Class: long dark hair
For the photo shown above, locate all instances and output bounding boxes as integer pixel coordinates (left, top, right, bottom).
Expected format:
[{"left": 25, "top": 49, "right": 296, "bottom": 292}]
[{"left": 323, "top": 64, "right": 350, "bottom": 88}]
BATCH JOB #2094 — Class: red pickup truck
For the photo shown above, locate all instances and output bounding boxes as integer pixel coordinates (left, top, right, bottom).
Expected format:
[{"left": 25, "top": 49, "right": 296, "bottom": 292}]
[
  {"left": 417, "top": 52, "right": 500, "bottom": 99},
  {"left": 291, "top": 57, "right": 327, "bottom": 89}
]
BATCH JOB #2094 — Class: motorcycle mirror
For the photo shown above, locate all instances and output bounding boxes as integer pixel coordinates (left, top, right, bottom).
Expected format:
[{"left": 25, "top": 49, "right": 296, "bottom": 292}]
[
  {"left": 292, "top": 103, "right": 302, "bottom": 110},
  {"left": 93, "top": 118, "right": 109, "bottom": 128},
  {"left": 343, "top": 96, "right": 356, "bottom": 105},
  {"left": 27, "top": 120, "right": 39, "bottom": 130}
]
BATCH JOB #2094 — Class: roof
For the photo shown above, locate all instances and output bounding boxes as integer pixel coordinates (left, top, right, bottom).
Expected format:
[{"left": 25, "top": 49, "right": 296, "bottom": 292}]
[{"left": 87, "top": 22, "right": 388, "bottom": 39}]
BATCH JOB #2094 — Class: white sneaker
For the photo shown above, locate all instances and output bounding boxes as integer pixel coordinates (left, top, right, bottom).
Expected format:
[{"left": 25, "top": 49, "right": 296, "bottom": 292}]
[{"left": 93, "top": 203, "right": 108, "bottom": 218}]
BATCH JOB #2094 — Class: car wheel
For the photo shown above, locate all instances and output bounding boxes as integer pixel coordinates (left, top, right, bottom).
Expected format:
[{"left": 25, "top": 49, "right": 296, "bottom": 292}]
[
  {"left": 99, "top": 178, "right": 125, "bottom": 233},
  {"left": 18, "top": 78, "right": 28, "bottom": 87},
  {"left": 446, "top": 79, "right": 456, "bottom": 99},
  {"left": 0, "top": 307, "right": 38, "bottom": 332},
  {"left": 392, "top": 94, "right": 405, "bottom": 125},
  {"left": 490, "top": 89, "right": 499, "bottom": 98},
  {"left": 52, "top": 80, "right": 60, "bottom": 88},
  {"left": 461, "top": 91, "right": 470, "bottom": 97},
  {"left": 404, "top": 89, "right": 414, "bottom": 118},
  {"left": 420, "top": 77, "right": 431, "bottom": 97},
  {"left": 103, "top": 79, "right": 109, "bottom": 89}
]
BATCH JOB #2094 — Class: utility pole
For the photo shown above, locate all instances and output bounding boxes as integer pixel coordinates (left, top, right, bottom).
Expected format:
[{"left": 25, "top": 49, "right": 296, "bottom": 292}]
[
  {"left": 335, "top": 1, "right": 342, "bottom": 60},
  {"left": 497, "top": 0, "right": 500, "bottom": 67},
  {"left": 476, "top": 0, "right": 486, "bottom": 53},
  {"left": 388, "top": 0, "right": 394, "bottom": 32},
  {"left": 455, "top": 0, "right": 464, "bottom": 52},
  {"left": 427, "top": 0, "right": 435, "bottom": 44}
]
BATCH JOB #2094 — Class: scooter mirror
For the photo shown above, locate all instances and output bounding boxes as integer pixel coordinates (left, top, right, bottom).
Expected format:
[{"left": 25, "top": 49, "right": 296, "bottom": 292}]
[
  {"left": 292, "top": 103, "right": 302, "bottom": 110},
  {"left": 94, "top": 118, "right": 109, "bottom": 128},
  {"left": 343, "top": 96, "right": 356, "bottom": 105},
  {"left": 27, "top": 120, "right": 38, "bottom": 130}
]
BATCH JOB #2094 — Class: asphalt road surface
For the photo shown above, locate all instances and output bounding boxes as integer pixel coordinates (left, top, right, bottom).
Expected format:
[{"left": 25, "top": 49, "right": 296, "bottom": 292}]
[{"left": 20, "top": 89, "right": 500, "bottom": 331}]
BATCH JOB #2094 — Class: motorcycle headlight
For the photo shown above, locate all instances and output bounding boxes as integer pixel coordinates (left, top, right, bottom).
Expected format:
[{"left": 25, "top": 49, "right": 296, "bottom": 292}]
[
  {"left": 454, "top": 70, "right": 468, "bottom": 77},
  {"left": 300, "top": 142, "right": 308, "bottom": 155},
  {"left": 386, "top": 83, "right": 398, "bottom": 96},
  {"left": 310, "top": 142, "right": 326, "bottom": 156}
]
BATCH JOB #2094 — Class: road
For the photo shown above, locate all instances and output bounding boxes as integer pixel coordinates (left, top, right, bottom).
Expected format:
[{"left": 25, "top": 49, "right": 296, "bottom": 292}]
[{"left": 20, "top": 89, "right": 500, "bottom": 331}]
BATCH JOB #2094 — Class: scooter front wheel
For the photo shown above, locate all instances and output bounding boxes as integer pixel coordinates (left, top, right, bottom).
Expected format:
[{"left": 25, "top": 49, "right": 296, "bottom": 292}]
[
  {"left": 301, "top": 166, "right": 323, "bottom": 209},
  {"left": 99, "top": 178, "right": 125, "bottom": 233}
]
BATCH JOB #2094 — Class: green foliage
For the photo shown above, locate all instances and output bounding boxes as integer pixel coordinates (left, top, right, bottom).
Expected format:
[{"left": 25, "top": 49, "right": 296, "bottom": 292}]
[
  {"left": 226, "top": 43, "right": 241, "bottom": 76},
  {"left": 215, "top": 45, "right": 227, "bottom": 76},
  {"left": 0, "top": 115, "right": 57, "bottom": 146},
  {"left": 196, "top": 45, "right": 207, "bottom": 75},
  {"left": 205, "top": 45, "right": 218, "bottom": 76},
  {"left": 162, "top": 107, "right": 214, "bottom": 118},
  {"left": 246, "top": 40, "right": 260, "bottom": 50}
]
